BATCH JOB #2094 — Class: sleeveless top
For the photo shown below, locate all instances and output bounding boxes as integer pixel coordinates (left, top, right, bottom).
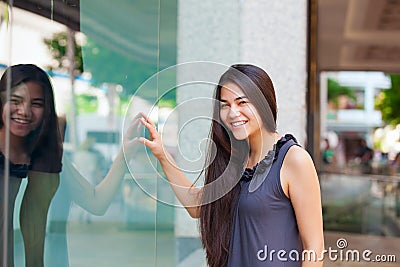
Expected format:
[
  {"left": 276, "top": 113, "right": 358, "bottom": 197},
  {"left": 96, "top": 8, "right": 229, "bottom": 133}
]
[
  {"left": 227, "top": 134, "right": 302, "bottom": 267},
  {"left": 0, "top": 148, "right": 62, "bottom": 178},
  {"left": 0, "top": 152, "right": 31, "bottom": 178},
  {"left": 0, "top": 117, "right": 66, "bottom": 175}
]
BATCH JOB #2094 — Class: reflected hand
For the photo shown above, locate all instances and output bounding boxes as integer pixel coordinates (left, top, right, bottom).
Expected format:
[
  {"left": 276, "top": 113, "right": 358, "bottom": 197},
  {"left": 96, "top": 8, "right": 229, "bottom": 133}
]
[
  {"left": 139, "top": 113, "right": 168, "bottom": 161},
  {"left": 123, "top": 114, "right": 142, "bottom": 159}
]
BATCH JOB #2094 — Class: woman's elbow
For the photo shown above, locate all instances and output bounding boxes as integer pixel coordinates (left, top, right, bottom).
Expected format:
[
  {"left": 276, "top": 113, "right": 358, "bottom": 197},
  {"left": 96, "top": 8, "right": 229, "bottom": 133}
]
[
  {"left": 90, "top": 207, "right": 107, "bottom": 216},
  {"left": 78, "top": 201, "right": 109, "bottom": 216},
  {"left": 187, "top": 207, "right": 200, "bottom": 218}
]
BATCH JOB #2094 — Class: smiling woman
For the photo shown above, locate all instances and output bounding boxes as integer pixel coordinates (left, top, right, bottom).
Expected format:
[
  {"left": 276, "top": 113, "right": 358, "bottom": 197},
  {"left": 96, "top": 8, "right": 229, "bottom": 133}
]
[
  {"left": 0, "top": 64, "right": 62, "bottom": 267},
  {"left": 140, "top": 64, "right": 324, "bottom": 267}
]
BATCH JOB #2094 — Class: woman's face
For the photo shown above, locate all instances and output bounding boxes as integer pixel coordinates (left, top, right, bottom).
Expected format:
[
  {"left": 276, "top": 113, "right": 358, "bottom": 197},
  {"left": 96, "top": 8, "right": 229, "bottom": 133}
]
[
  {"left": 219, "top": 82, "right": 264, "bottom": 141},
  {"left": 2, "top": 81, "right": 44, "bottom": 138}
]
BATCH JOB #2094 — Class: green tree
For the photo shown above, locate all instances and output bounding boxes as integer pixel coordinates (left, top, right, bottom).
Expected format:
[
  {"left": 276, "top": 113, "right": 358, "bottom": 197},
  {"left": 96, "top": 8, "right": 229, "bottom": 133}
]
[
  {"left": 75, "top": 94, "right": 99, "bottom": 114},
  {"left": 0, "top": 2, "right": 10, "bottom": 26},
  {"left": 44, "top": 30, "right": 177, "bottom": 106},
  {"left": 376, "top": 74, "right": 400, "bottom": 126},
  {"left": 327, "top": 78, "right": 356, "bottom": 108},
  {"left": 43, "top": 32, "right": 83, "bottom": 74},
  {"left": 44, "top": 32, "right": 159, "bottom": 99},
  {"left": 81, "top": 38, "right": 157, "bottom": 98}
]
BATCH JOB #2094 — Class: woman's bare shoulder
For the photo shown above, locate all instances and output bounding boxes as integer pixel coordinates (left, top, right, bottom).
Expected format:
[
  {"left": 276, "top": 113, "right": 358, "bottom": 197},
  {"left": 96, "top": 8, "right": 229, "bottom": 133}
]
[{"left": 282, "top": 145, "right": 316, "bottom": 176}]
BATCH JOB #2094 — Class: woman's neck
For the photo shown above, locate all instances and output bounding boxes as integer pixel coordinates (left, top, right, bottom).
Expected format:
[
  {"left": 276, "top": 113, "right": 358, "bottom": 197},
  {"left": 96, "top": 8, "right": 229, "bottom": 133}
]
[
  {"left": 0, "top": 129, "right": 29, "bottom": 164},
  {"left": 247, "top": 129, "right": 280, "bottom": 168}
]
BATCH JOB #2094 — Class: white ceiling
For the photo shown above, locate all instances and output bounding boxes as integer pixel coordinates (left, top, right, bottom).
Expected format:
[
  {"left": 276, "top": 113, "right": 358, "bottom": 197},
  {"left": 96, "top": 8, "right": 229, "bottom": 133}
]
[{"left": 318, "top": 0, "right": 400, "bottom": 72}]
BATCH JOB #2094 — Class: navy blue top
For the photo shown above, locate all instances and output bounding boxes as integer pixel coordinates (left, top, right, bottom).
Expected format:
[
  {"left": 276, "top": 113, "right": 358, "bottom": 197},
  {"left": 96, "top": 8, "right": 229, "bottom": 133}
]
[
  {"left": 0, "top": 152, "right": 30, "bottom": 178},
  {"left": 228, "top": 134, "right": 302, "bottom": 267}
]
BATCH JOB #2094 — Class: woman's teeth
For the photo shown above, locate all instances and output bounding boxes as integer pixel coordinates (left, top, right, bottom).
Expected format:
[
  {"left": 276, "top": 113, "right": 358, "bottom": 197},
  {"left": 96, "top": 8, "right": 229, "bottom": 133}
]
[
  {"left": 232, "top": 121, "right": 247, "bottom": 127},
  {"left": 12, "top": 118, "right": 29, "bottom": 124}
]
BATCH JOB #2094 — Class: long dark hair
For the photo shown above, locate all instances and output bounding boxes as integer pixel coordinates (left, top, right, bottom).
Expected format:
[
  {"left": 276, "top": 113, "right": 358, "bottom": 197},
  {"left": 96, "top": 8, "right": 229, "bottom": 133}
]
[
  {"left": 0, "top": 64, "right": 62, "bottom": 171},
  {"left": 199, "top": 64, "right": 277, "bottom": 267}
]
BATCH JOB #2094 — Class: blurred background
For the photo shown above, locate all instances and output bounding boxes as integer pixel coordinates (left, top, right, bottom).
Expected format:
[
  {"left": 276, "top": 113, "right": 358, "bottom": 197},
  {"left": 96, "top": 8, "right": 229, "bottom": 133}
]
[{"left": 0, "top": 0, "right": 399, "bottom": 266}]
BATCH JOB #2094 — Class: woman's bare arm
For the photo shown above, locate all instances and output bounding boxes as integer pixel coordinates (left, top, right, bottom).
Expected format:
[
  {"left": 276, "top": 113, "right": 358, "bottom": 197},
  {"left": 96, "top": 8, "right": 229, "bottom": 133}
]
[
  {"left": 281, "top": 146, "right": 324, "bottom": 267},
  {"left": 139, "top": 113, "right": 201, "bottom": 218},
  {"left": 63, "top": 116, "right": 141, "bottom": 215}
]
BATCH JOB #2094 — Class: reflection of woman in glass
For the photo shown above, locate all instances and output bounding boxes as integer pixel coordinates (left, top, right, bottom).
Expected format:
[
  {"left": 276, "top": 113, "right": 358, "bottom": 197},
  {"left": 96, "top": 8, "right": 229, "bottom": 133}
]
[
  {"left": 141, "top": 64, "right": 324, "bottom": 266},
  {"left": 0, "top": 64, "right": 62, "bottom": 267},
  {"left": 57, "top": 115, "right": 139, "bottom": 216},
  {"left": 46, "top": 113, "right": 141, "bottom": 266},
  {"left": 0, "top": 64, "right": 139, "bottom": 267}
]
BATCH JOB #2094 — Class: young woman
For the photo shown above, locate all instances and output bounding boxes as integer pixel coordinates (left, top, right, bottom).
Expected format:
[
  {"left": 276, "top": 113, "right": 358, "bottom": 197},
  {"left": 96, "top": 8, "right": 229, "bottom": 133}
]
[
  {"left": 140, "top": 64, "right": 324, "bottom": 266},
  {"left": 0, "top": 64, "right": 140, "bottom": 267}
]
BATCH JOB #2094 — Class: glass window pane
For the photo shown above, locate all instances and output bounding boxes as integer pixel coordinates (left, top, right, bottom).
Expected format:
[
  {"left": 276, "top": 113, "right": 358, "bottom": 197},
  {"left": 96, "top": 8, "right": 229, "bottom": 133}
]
[{"left": 0, "top": 1, "right": 161, "bottom": 266}]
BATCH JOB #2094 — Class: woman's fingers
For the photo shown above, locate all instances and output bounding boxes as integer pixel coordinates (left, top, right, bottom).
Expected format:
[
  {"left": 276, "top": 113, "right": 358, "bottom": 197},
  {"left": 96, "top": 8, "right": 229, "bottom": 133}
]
[
  {"left": 140, "top": 112, "right": 156, "bottom": 128},
  {"left": 126, "top": 117, "right": 139, "bottom": 137},
  {"left": 139, "top": 117, "right": 159, "bottom": 140},
  {"left": 138, "top": 136, "right": 157, "bottom": 150},
  {"left": 124, "top": 116, "right": 142, "bottom": 143},
  {"left": 124, "top": 113, "right": 159, "bottom": 147},
  {"left": 138, "top": 136, "right": 149, "bottom": 146},
  {"left": 122, "top": 113, "right": 167, "bottom": 161}
]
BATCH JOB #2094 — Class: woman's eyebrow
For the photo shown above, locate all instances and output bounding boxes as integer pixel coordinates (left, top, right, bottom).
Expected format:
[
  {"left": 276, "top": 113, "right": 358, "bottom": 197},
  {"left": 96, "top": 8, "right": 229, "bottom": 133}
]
[
  {"left": 220, "top": 96, "right": 248, "bottom": 102},
  {"left": 11, "top": 94, "right": 44, "bottom": 102},
  {"left": 234, "top": 96, "right": 248, "bottom": 101},
  {"left": 10, "top": 94, "right": 23, "bottom": 99}
]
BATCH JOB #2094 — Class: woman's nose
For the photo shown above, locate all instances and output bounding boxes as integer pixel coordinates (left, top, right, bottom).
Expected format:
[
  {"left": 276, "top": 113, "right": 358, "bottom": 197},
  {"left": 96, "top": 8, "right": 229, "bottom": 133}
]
[
  {"left": 16, "top": 102, "right": 31, "bottom": 117},
  {"left": 228, "top": 106, "right": 241, "bottom": 118}
]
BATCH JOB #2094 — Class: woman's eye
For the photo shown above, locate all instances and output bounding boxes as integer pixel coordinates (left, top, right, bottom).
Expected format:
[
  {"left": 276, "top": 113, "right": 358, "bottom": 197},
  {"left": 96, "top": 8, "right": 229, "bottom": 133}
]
[
  {"left": 32, "top": 102, "right": 44, "bottom": 107},
  {"left": 238, "top": 100, "right": 248, "bottom": 105},
  {"left": 220, "top": 103, "right": 229, "bottom": 108},
  {"left": 10, "top": 99, "right": 21, "bottom": 105}
]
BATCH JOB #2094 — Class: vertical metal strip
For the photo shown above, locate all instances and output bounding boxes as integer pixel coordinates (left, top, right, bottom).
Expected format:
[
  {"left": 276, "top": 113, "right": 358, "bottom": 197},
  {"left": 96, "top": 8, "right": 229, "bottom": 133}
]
[
  {"left": 306, "top": 0, "right": 321, "bottom": 171},
  {"left": 154, "top": 0, "right": 161, "bottom": 265},
  {"left": 2, "top": 2, "right": 13, "bottom": 266},
  {"left": 50, "top": 0, "right": 54, "bottom": 21}
]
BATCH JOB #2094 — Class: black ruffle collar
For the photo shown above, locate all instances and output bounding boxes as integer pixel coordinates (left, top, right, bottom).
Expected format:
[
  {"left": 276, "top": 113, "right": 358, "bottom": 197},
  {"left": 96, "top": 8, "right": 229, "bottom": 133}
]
[
  {"left": 0, "top": 152, "right": 31, "bottom": 178},
  {"left": 241, "top": 134, "right": 297, "bottom": 182}
]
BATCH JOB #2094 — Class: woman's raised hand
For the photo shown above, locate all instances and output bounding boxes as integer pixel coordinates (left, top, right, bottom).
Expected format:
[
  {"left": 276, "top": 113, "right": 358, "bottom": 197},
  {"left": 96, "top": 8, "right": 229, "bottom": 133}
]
[{"left": 139, "top": 113, "right": 168, "bottom": 161}]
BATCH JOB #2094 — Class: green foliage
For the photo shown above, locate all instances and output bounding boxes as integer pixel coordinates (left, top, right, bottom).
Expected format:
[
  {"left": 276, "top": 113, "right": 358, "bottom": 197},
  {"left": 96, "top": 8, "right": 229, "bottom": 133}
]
[
  {"left": 43, "top": 32, "right": 83, "bottom": 74},
  {"left": 75, "top": 94, "right": 98, "bottom": 114},
  {"left": 327, "top": 78, "right": 356, "bottom": 101},
  {"left": 158, "top": 98, "right": 176, "bottom": 108},
  {"left": 81, "top": 38, "right": 157, "bottom": 98},
  {"left": 376, "top": 74, "right": 400, "bottom": 125},
  {"left": 157, "top": 87, "right": 177, "bottom": 108},
  {"left": 43, "top": 30, "right": 177, "bottom": 103},
  {"left": 0, "top": 2, "right": 9, "bottom": 25}
]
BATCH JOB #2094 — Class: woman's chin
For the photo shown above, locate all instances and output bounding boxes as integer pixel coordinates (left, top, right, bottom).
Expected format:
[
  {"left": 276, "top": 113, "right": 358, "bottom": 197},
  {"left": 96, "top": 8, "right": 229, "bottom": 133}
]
[
  {"left": 10, "top": 129, "right": 31, "bottom": 138},
  {"left": 231, "top": 133, "right": 248, "bottom": 141}
]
